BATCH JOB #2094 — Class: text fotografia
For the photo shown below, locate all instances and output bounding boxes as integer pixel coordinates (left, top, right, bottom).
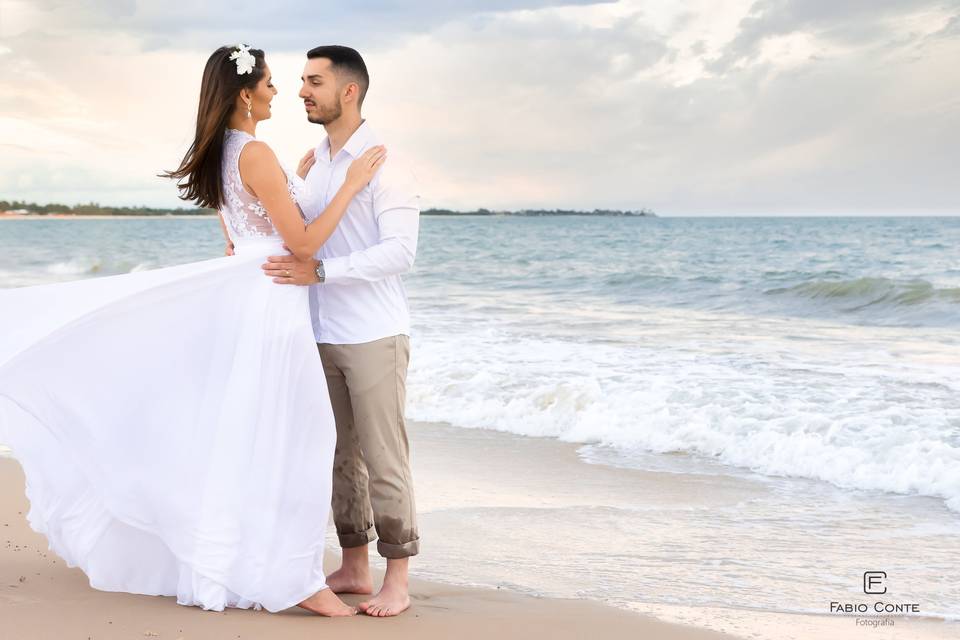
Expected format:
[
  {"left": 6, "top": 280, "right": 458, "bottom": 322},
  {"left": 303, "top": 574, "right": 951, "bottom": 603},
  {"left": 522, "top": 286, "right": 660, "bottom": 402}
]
[
  {"left": 856, "top": 617, "right": 896, "bottom": 629},
  {"left": 829, "top": 602, "right": 919, "bottom": 630}
]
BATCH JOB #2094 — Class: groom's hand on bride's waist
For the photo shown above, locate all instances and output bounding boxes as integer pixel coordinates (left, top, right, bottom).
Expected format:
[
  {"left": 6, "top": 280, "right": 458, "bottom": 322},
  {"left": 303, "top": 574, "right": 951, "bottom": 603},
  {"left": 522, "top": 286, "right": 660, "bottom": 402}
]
[{"left": 262, "top": 246, "right": 320, "bottom": 285}]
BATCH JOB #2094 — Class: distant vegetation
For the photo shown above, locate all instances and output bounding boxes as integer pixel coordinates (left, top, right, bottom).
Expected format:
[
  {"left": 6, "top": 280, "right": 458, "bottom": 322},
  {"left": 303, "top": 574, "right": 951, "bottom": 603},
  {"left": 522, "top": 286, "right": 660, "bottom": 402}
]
[
  {"left": 1, "top": 200, "right": 655, "bottom": 217},
  {"left": 0, "top": 200, "right": 214, "bottom": 216},
  {"left": 421, "top": 208, "right": 656, "bottom": 217}
]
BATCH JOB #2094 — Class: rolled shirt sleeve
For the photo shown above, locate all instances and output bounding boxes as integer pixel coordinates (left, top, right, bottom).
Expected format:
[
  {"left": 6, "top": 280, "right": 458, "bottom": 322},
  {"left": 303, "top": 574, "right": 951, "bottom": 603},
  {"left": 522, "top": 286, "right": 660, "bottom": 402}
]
[{"left": 321, "top": 163, "right": 420, "bottom": 285}]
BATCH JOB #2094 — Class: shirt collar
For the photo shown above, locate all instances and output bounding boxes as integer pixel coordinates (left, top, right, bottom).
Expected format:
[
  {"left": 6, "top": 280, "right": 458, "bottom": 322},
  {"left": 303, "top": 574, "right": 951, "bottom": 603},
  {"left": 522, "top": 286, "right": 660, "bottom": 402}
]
[
  {"left": 318, "top": 120, "right": 376, "bottom": 162},
  {"left": 343, "top": 120, "right": 374, "bottom": 158}
]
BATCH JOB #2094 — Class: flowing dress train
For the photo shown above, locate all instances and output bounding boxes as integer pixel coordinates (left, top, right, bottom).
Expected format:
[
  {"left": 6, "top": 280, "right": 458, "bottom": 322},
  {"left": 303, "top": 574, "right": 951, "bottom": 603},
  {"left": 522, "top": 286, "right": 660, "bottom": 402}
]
[{"left": 0, "top": 128, "right": 334, "bottom": 612}]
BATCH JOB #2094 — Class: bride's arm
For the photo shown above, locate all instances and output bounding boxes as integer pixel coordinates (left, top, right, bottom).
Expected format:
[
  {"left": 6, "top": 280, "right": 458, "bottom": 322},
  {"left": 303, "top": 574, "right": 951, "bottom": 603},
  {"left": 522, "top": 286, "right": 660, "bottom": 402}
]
[{"left": 239, "top": 141, "right": 386, "bottom": 260}]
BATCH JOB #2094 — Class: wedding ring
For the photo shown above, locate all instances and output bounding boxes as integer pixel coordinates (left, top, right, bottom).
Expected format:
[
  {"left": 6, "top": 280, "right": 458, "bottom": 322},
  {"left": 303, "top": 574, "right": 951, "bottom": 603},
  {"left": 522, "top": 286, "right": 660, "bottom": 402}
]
[{"left": 284, "top": 270, "right": 291, "bottom": 277}]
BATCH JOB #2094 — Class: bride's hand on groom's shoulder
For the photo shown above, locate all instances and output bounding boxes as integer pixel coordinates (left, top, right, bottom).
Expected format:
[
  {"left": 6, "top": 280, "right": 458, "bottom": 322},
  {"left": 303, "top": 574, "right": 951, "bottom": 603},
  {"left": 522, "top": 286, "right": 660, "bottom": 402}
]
[
  {"left": 344, "top": 145, "right": 387, "bottom": 193},
  {"left": 296, "top": 148, "right": 316, "bottom": 180}
]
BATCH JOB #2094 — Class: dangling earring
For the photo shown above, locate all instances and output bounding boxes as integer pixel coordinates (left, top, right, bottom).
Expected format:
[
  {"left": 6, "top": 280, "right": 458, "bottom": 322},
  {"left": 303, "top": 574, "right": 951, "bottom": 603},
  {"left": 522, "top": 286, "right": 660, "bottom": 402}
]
[{"left": 246, "top": 101, "right": 252, "bottom": 119}]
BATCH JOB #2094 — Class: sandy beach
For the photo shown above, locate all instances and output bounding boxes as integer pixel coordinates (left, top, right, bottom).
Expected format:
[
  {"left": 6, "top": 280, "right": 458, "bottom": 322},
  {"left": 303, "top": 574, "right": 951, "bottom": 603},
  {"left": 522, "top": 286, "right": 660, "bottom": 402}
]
[
  {"left": 0, "top": 456, "right": 740, "bottom": 640},
  {"left": 4, "top": 420, "right": 957, "bottom": 639}
]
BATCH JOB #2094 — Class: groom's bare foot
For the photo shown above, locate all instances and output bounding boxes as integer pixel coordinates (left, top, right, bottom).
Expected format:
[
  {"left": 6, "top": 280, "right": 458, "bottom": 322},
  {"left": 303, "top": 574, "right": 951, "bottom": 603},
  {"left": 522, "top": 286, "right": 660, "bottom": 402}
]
[
  {"left": 325, "top": 566, "right": 374, "bottom": 595},
  {"left": 297, "top": 588, "right": 357, "bottom": 617},
  {"left": 327, "top": 544, "right": 374, "bottom": 594},
  {"left": 359, "top": 557, "right": 411, "bottom": 617},
  {"left": 359, "top": 582, "right": 411, "bottom": 617}
]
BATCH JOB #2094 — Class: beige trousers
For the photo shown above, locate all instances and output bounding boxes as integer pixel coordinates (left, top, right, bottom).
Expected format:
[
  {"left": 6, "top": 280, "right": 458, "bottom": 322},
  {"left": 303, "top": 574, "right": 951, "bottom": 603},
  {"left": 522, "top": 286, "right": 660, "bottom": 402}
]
[{"left": 317, "top": 335, "right": 420, "bottom": 559}]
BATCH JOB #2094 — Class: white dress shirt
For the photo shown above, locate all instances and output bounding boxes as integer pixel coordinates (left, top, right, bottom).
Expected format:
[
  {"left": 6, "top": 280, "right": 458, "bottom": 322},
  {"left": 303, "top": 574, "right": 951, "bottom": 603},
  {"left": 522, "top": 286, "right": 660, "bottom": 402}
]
[{"left": 305, "top": 120, "right": 421, "bottom": 344}]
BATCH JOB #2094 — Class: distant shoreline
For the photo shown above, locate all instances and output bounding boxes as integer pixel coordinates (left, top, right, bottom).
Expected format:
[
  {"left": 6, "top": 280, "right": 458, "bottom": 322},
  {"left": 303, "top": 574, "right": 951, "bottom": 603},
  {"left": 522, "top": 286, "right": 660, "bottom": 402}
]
[
  {"left": 0, "top": 213, "right": 216, "bottom": 220},
  {"left": 1, "top": 198, "right": 656, "bottom": 218},
  {"left": 1, "top": 209, "right": 658, "bottom": 219}
]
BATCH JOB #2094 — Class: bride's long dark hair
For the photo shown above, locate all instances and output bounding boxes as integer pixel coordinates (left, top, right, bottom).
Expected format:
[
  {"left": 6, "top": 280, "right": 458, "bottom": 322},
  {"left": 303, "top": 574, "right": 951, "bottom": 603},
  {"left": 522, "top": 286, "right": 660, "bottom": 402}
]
[{"left": 162, "top": 45, "right": 267, "bottom": 209}]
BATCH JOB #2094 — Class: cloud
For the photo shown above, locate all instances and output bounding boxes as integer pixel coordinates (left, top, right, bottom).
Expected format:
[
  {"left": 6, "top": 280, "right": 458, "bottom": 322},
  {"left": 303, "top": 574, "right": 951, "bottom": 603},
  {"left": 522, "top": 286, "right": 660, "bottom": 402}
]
[
  {"left": 929, "top": 12, "right": 960, "bottom": 39},
  {"left": 3, "top": 0, "right": 611, "bottom": 50},
  {"left": 708, "top": 0, "right": 960, "bottom": 73},
  {"left": 367, "top": 1, "right": 960, "bottom": 213},
  {"left": 0, "top": 0, "right": 957, "bottom": 214}
]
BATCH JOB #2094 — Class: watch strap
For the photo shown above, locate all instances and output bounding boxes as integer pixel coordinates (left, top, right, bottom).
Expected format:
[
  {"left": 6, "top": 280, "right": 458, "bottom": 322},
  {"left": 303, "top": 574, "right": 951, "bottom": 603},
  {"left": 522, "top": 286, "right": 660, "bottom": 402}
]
[{"left": 315, "top": 259, "right": 326, "bottom": 284}]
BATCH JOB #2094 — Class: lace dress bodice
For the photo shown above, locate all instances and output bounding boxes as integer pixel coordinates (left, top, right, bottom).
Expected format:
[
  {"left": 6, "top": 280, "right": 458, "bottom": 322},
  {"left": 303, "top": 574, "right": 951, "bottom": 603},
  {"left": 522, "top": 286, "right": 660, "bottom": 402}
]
[{"left": 219, "top": 128, "right": 312, "bottom": 243}]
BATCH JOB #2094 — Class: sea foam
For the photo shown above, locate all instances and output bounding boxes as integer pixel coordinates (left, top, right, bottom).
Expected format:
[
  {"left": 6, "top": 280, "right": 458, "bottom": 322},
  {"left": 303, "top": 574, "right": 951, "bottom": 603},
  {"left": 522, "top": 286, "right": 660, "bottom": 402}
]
[{"left": 407, "top": 308, "right": 960, "bottom": 514}]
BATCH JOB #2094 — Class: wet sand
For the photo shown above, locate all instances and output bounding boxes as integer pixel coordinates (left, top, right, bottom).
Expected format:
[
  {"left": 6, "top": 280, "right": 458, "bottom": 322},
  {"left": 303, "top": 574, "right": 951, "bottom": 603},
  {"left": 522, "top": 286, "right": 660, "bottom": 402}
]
[{"left": 0, "top": 456, "right": 736, "bottom": 640}]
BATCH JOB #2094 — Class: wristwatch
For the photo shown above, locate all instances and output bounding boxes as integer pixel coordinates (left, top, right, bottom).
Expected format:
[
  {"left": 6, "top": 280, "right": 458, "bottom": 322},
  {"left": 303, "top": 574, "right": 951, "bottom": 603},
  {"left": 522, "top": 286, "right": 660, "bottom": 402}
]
[{"left": 314, "top": 259, "right": 326, "bottom": 284}]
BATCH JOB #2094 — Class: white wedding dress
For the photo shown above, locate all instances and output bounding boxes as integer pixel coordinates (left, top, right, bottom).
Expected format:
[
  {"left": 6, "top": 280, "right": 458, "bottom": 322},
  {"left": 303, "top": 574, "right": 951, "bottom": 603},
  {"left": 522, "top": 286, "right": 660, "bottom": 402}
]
[{"left": 0, "top": 128, "right": 335, "bottom": 612}]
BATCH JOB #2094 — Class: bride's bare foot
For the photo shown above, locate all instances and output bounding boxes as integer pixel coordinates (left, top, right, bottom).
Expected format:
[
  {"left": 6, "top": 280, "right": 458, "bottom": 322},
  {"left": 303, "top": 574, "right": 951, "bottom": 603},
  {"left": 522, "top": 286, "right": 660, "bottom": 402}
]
[
  {"left": 297, "top": 588, "right": 357, "bottom": 617},
  {"left": 359, "top": 581, "right": 410, "bottom": 617},
  {"left": 326, "top": 565, "right": 374, "bottom": 595}
]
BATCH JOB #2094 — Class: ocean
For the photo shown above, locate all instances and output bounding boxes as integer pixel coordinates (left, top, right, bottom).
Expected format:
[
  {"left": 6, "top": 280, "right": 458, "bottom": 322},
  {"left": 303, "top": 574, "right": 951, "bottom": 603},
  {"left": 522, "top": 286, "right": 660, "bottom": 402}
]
[{"left": 1, "top": 215, "right": 958, "bottom": 631}]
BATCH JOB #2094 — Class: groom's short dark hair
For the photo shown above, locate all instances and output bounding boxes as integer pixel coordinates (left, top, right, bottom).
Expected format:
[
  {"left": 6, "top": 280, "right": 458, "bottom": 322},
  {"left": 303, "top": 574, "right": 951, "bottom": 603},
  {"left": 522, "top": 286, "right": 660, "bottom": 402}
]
[{"left": 307, "top": 45, "right": 369, "bottom": 108}]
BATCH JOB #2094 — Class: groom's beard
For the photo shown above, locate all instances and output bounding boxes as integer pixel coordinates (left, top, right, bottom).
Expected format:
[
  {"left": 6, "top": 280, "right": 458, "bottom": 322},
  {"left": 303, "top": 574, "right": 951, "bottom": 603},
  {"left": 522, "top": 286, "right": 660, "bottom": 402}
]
[{"left": 307, "top": 100, "right": 343, "bottom": 125}]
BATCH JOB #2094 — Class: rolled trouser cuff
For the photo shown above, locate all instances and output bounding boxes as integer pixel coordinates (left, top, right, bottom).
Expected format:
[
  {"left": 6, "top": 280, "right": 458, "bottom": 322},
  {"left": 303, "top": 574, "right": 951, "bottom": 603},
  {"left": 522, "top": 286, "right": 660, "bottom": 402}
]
[
  {"left": 377, "top": 537, "right": 420, "bottom": 559},
  {"left": 338, "top": 523, "right": 377, "bottom": 549}
]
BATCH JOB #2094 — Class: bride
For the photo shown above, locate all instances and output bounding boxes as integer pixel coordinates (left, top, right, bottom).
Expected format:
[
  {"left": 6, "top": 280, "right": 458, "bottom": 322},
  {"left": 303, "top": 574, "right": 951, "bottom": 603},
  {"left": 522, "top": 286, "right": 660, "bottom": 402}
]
[{"left": 0, "top": 44, "right": 385, "bottom": 616}]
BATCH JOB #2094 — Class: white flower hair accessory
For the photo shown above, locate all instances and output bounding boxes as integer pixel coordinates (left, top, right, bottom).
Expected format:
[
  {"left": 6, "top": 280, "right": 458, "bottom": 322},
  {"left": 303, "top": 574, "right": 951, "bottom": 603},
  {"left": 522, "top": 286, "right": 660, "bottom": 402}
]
[{"left": 229, "top": 44, "right": 256, "bottom": 75}]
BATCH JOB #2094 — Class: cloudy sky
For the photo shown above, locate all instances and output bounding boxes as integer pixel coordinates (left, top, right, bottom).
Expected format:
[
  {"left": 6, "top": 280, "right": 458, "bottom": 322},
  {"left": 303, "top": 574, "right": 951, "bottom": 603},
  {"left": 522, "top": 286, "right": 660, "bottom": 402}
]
[{"left": 1, "top": 0, "right": 958, "bottom": 215}]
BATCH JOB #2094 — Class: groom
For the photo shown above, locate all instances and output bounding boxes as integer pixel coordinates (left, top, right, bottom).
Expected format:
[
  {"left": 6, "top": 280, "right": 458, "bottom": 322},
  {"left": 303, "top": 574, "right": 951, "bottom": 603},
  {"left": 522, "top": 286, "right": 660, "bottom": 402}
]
[{"left": 261, "top": 45, "right": 420, "bottom": 617}]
